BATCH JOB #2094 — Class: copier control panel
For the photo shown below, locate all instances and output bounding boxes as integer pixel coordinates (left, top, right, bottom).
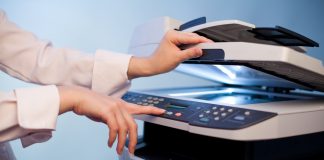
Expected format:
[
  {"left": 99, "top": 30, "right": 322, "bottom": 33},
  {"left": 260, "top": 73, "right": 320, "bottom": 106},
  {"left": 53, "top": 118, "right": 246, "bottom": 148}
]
[{"left": 122, "top": 92, "right": 277, "bottom": 130}]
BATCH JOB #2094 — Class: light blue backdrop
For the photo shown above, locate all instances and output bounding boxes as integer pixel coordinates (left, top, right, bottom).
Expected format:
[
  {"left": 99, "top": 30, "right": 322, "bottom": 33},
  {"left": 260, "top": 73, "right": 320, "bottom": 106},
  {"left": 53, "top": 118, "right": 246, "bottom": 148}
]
[{"left": 0, "top": 0, "right": 323, "bottom": 159}]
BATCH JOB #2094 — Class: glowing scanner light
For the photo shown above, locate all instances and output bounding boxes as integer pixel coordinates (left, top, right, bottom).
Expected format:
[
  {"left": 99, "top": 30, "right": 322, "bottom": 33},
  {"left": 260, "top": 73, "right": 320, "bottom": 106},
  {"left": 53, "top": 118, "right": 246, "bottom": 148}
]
[
  {"left": 168, "top": 89, "right": 234, "bottom": 97},
  {"left": 214, "top": 65, "right": 237, "bottom": 79}
]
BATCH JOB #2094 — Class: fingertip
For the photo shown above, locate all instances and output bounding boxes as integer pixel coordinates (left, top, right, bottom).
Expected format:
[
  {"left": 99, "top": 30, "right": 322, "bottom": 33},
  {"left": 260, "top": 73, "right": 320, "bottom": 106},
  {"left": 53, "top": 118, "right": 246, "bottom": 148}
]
[
  {"left": 108, "top": 140, "right": 113, "bottom": 148},
  {"left": 152, "top": 106, "right": 166, "bottom": 114},
  {"left": 117, "top": 146, "right": 123, "bottom": 155},
  {"left": 128, "top": 144, "right": 135, "bottom": 154},
  {"left": 204, "top": 37, "right": 214, "bottom": 43},
  {"left": 157, "top": 108, "right": 166, "bottom": 114},
  {"left": 193, "top": 47, "right": 203, "bottom": 57}
]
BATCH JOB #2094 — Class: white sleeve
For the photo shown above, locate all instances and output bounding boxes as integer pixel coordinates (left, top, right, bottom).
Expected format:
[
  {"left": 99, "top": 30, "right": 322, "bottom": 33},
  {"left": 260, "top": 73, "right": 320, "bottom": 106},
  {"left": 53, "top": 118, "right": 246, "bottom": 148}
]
[
  {"left": 0, "top": 85, "right": 60, "bottom": 147},
  {"left": 0, "top": 9, "right": 132, "bottom": 147},
  {"left": 0, "top": 10, "right": 132, "bottom": 96}
]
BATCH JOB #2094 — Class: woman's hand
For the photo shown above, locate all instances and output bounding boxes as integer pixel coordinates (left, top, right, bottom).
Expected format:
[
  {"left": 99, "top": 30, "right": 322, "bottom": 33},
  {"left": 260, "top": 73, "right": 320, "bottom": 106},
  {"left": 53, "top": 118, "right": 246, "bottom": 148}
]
[
  {"left": 127, "top": 30, "right": 212, "bottom": 79},
  {"left": 58, "top": 86, "right": 165, "bottom": 155}
]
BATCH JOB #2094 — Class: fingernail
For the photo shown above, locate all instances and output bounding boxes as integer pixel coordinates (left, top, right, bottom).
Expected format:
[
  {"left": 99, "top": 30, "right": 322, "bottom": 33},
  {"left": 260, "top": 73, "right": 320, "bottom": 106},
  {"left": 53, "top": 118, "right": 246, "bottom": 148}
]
[
  {"left": 129, "top": 153, "right": 135, "bottom": 159},
  {"left": 206, "top": 38, "right": 213, "bottom": 42}
]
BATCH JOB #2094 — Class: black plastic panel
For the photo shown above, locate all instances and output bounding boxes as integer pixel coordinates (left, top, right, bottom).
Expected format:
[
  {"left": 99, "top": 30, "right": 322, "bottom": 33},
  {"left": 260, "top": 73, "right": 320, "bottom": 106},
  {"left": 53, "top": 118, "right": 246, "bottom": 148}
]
[
  {"left": 122, "top": 92, "right": 277, "bottom": 130},
  {"left": 250, "top": 26, "right": 319, "bottom": 47},
  {"left": 185, "top": 49, "right": 225, "bottom": 63}
]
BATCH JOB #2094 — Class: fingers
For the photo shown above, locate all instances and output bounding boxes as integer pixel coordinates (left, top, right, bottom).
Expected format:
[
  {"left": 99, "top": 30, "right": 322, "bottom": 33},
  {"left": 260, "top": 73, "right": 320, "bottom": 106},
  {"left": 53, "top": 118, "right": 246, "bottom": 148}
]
[
  {"left": 115, "top": 109, "right": 128, "bottom": 155},
  {"left": 121, "top": 109, "right": 138, "bottom": 154},
  {"left": 102, "top": 101, "right": 141, "bottom": 155},
  {"left": 126, "top": 103, "right": 165, "bottom": 115},
  {"left": 168, "top": 30, "right": 212, "bottom": 45},
  {"left": 106, "top": 113, "right": 119, "bottom": 148},
  {"left": 179, "top": 47, "right": 203, "bottom": 61}
]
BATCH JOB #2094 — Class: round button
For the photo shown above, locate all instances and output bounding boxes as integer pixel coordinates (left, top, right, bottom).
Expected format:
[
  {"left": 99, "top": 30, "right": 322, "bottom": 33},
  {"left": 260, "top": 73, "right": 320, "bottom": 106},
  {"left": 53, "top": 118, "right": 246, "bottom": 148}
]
[
  {"left": 175, "top": 112, "right": 182, "bottom": 117},
  {"left": 221, "top": 113, "right": 227, "bottom": 117},
  {"left": 166, "top": 111, "right": 173, "bottom": 115},
  {"left": 199, "top": 117, "right": 210, "bottom": 122}
]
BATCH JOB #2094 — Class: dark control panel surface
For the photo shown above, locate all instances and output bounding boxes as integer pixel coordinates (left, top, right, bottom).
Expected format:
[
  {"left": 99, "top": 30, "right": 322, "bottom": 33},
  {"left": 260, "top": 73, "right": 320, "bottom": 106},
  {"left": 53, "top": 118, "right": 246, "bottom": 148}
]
[{"left": 122, "top": 92, "right": 277, "bottom": 130}]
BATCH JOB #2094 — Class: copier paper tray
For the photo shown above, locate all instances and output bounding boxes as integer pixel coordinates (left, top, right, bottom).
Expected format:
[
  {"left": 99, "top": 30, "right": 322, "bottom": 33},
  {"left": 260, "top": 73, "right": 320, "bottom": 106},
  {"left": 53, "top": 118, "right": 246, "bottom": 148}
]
[{"left": 175, "top": 17, "right": 323, "bottom": 92}]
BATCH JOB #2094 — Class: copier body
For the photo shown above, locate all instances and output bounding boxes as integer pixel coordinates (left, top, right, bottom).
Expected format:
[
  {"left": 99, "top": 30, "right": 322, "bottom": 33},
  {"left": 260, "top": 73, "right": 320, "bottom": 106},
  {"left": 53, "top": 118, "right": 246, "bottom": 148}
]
[{"left": 123, "top": 17, "right": 324, "bottom": 159}]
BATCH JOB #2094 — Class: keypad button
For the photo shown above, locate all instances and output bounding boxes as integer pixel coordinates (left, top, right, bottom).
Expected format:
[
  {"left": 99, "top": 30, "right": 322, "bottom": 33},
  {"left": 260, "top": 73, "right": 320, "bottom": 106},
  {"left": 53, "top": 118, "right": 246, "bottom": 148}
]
[
  {"left": 148, "top": 100, "right": 153, "bottom": 103},
  {"left": 212, "top": 106, "right": 218, "bottom": 110},
  {"left": 199, "top": 117, "right": 210, "bottom": 122},
  {"left": 175, "top": 112, "right": 182, "bottom": 117},
  {"left": 153, "top": 101, "right": 159, "bottom": 104},
  {"left": 143, "top": 103, "right": 148, "bottom": 106},
  {"left": 213, "top": 111, "right": 218, "bottom": 115},
  {"left": 196, "top": 106, "right": 201, "bottom": 110},
  {"left": 205, "top": 110, "right": 211, "bottom": 114},
  {"left": 158, "top": 98, "right": 164, "bottom": 101},
  {"left": 147, "top": 97, "right": 153, "bottom": 99},
  {"left": 153, "top": 97, "right": 158, "bottom": 100},
  {"left": 221, "top": 113, "right": 227, "bottom": 117},
  {"left": 244, "top": 111, "right": 250, "bottom": 116},
  {"left": 137, "top": 102, "right": 143, "bottom": 105},
  {"left": 228, "top": 109, "right": 233, "bottom": 112},
  {"left": 220, "top": 107, "right": 225, "bottom": 111},
  {"left": 234, "top": 115, "right": 245, "bottom": 121},
  {"left": 214, "top": 117, "right": 220, "bottom": 121},
  {"left": 199, "top": 114, "right": 204, "bottom": 118},
  {"left": 142, "top": 99, "right": 148, "bottom": 102},
  {"left": 166, "top": 111, "right": 173, "bottom": 115}
]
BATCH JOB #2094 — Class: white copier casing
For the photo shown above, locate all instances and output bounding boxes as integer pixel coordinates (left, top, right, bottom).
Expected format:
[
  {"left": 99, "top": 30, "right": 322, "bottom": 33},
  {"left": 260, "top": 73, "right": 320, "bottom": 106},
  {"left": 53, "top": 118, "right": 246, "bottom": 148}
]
[{"left": 125, "top": 17, "right": 324, "bottom": 142}]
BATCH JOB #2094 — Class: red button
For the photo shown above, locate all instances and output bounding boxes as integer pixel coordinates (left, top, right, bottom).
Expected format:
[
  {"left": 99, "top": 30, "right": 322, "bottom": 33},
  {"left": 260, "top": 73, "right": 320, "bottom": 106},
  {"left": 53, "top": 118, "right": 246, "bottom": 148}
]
[{"left": 175, "top": 112, "right": 182, "bottom": 117}]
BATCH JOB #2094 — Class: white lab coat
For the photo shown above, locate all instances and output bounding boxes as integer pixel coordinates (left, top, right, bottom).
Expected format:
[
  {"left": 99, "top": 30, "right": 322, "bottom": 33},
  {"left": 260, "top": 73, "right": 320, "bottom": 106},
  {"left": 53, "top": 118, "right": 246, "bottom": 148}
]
[{"left": 0, "top": 10, "right": 132, "bottom": 148}]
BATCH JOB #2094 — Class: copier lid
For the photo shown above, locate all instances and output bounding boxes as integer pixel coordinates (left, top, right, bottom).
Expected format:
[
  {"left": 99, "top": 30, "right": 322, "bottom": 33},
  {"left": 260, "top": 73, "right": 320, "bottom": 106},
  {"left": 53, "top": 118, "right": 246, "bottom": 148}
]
[{"left": 176, "top": 19, "right": 323, "bottom": 92}]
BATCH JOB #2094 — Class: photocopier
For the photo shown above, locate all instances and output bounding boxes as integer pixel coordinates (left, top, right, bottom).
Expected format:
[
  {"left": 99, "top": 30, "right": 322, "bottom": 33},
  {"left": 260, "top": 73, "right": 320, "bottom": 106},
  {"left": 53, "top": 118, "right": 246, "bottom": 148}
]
[{"left": 122, "top": 17, "right": 324, "bottom": 160}]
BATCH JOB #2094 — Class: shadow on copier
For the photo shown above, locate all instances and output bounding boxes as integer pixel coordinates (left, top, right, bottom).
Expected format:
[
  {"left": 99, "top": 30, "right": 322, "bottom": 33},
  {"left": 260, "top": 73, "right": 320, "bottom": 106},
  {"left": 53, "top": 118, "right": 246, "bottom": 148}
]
[{"left": 123, "top": 17, "right": 324, "bottom": 160}]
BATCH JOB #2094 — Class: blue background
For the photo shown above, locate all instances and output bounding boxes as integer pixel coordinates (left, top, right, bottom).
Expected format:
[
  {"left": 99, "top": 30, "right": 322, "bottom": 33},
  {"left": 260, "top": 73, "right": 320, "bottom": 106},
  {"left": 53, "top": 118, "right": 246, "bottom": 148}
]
[{"left": 0, "top": 0, "right": 323, "bottom": 159}]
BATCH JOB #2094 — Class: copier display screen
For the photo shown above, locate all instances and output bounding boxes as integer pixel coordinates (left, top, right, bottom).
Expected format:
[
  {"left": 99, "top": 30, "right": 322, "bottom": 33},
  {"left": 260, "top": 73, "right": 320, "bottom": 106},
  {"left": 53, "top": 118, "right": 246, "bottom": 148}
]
[{"left": 167, "top": 104, "right": 188, "bottom": 109}]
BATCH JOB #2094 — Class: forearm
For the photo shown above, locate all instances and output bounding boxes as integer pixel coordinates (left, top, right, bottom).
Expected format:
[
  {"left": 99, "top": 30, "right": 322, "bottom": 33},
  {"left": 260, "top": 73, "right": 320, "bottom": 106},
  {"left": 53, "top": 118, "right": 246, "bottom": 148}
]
[
  {"left": 127, "top": 57, "right": 154, "bottom": 79},
  {"left": 58, "top": 86, "right": 77, "bottom": 115}
]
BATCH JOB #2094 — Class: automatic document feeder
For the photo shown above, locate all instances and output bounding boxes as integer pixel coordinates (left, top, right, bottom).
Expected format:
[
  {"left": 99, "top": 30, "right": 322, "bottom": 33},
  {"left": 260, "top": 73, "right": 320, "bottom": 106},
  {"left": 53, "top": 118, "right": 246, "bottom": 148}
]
[{"left": 122, "top": 17, "right": 324, "bottom": 159}]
